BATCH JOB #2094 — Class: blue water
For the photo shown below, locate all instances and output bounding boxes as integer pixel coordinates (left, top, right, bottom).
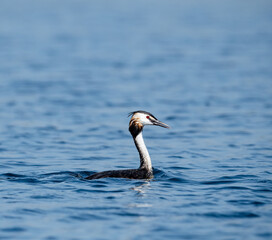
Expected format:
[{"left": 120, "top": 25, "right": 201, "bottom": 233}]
[{"left": 1, "top": 0, "right": 272, "bottom": 239}]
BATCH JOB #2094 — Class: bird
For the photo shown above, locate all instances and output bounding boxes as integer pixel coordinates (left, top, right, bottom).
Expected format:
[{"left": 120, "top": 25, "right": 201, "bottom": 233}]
[{"left": 85, "top": 110, "right": 169, "bottom": 180}]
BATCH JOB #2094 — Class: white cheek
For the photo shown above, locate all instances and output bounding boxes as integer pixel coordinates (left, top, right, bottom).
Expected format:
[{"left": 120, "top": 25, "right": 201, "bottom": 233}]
[
  {"left": 141, "top": 117, "right": 152, "bottom": 125},
  {"left": 133, "top": 113, "right": 152, "bottom": 125}
]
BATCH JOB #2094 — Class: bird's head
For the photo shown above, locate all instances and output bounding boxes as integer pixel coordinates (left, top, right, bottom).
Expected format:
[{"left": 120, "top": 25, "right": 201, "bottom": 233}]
[{"left": 128, "top": 110, "right": 169, "bottom": 137}]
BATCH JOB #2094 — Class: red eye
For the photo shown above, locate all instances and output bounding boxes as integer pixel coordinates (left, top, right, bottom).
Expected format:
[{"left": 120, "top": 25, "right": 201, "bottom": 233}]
[{"left": 146, "top": 116, "right": 150, "bottom": 119}]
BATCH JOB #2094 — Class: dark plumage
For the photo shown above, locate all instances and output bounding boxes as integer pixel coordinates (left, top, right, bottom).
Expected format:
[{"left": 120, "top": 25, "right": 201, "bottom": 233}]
[{"left": 85, "top": 168, "right": 153, "bottom": 180}]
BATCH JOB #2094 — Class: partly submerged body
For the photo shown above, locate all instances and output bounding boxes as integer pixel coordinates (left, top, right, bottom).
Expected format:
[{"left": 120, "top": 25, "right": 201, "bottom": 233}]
[
  {"left": 85, "top": 111, "right": 169, "bottom": 180},
  {"left": 85, "top": 168, "right": 153, "bottom": 180}
]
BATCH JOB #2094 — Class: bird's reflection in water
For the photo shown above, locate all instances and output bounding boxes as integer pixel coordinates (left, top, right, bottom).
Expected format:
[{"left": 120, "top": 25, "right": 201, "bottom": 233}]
[
  {"left": 131, "top": 181, "right": 151, "bottom": 196},
  {"left": 129, "top": 182, "right": 153, "bottom": 210}
]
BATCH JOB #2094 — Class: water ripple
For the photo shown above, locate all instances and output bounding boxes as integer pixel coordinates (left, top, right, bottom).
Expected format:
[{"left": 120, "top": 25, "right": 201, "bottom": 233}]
[
  {"left": 1, "top": 1, "right": 272, "bottom": 239},
  {"left": 194, "top": 211, "right": 260, "bottom": 219}
]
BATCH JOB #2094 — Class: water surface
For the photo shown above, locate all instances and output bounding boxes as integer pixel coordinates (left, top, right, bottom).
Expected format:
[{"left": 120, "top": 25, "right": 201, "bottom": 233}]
[{"left": 0, "top": 0, "right": 272, "bottom": 239}]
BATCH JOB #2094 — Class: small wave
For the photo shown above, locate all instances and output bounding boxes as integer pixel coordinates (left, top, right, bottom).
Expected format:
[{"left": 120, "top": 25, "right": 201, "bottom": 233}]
[
  {"left": 16, "top": 208, "right": 44, "bottom": 215},
  {"left": 193, "top": 211, "right": 259, "bottom": 219},
  {"left": 218, "top": 186, "right": 251, "bottom": 190},
  {"left": 253, "top": 188, "right": 272, "bottom": 193},
  {"left": 200, "top": 174, "right": 260, "bottom": 185},
  {"left": 70, "top": 156, "right": 113, "bottom": 161},
  {"left": 0, "top": 173, "right": 41, "bottom": 184},
  {"left": 228, "top": 200, "right": 265, "bottom": 206},
  {"left": 153, "top": 168, "right": 167, "bottom": 177},
  {"left": 69, "top": 213, "right": 108, "bottom": 221},
  {"left": 218, "top": 174, "right": 258, "bottom": 180},
  {"left": 0, "top": 171, "right": 86, "bottom": 184},
  {"left": 201, "top": 180, "right": 237, "bottom": 185},
  {"left": 1, "top": 173, "right": 26, "bottom": 178},
  {"left": 153, "top": 168, "right": 191, "bottom": 183},
  {"left": 168, "top": 155, "right": 184, "bottom": 159},
  {"left": 1, "top": 227, "right": 25, "bottom": 232},
  {"left": 166, "top": 166, "right": 192, "bottom": 170},
  {"left": 167, "top": 177, "right": 189, "bottom": 183},
  {"left": 75, "top": 188, "right": 125, "bottom": 193}
]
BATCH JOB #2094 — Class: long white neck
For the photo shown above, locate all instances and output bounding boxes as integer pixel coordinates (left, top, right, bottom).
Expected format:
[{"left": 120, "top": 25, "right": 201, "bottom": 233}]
[{"left": 134, "top": 131, "right": 152, "bottom": 171}]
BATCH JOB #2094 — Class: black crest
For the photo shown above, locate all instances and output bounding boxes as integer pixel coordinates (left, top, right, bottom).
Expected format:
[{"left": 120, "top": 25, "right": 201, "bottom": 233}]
[{"left": 128, "top": 110, "right": 157, "bottom": 120}]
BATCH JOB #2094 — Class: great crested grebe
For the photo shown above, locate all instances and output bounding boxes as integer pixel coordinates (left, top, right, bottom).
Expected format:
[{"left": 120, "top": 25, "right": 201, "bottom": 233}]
[{"left": 85, "top": 110, "right": 169, "bottom": 180}]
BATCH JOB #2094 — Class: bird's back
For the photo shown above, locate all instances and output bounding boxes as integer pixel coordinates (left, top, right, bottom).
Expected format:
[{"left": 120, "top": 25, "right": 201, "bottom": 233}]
[{"left": 85, "top": 168, "right": 153, "bottom": 180}]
